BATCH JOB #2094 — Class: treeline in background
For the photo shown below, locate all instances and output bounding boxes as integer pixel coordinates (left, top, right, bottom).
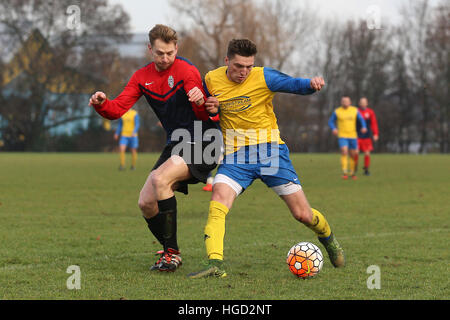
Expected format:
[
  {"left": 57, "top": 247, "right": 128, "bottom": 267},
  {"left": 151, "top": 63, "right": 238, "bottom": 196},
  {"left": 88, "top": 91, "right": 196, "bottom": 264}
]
[{"left": 0, "top": 0, "right": 448, "bottom": 153}]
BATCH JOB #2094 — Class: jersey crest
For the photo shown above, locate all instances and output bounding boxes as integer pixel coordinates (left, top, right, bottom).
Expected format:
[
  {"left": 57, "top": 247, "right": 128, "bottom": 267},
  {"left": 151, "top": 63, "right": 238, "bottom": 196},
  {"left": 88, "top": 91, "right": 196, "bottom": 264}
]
[{"left": 168, "top": 75, "right": 174, "bottom": 88}]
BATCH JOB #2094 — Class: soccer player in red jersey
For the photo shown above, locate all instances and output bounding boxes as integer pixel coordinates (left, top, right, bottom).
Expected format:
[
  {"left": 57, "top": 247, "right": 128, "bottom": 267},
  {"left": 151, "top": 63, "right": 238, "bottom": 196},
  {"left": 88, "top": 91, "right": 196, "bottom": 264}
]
[
  {"left": 356, "top": 97, "right": 379, "bottom": 175},
  {"left": 89, "top": 25, "right": 220, "bottom": 272}
]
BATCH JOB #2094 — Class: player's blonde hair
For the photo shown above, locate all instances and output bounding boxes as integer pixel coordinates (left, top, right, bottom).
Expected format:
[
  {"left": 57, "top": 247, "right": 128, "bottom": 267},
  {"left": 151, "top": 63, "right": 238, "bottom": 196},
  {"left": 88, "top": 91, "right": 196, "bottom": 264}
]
[{"left": 148, "top": 24, "right": 178, "bottom": 46}]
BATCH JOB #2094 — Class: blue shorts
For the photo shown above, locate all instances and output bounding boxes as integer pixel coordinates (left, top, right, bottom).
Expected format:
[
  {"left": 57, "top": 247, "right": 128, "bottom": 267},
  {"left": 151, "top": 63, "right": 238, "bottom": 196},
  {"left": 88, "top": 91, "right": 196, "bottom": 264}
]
[
  {"left": 119, "top": 136, "right": 138, "bottom": 149},
  {"left": 216, "top": 143, "right": 301, "bottom": 191},
  {"left": 338, "top": 138, "right": 357, "bottom": 150}
]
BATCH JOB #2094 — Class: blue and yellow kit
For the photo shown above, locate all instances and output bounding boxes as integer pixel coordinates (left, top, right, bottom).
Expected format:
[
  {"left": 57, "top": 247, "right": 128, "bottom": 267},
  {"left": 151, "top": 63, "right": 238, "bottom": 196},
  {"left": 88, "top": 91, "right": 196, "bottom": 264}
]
[
  {"left": 328, "top": 106, "right": 366, "bottom": 139},
  {"left": 204, "top": 66, "right": 314, "bottom": 154},
  {"left": 116, "top": 109, "right": 139, "bottom": 138}
]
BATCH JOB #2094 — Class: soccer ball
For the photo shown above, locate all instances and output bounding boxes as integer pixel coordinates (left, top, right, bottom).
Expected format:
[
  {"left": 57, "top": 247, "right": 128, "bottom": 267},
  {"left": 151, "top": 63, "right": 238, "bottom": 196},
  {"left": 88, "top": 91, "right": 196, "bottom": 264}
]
[{"left": 286, "top": 242, "right": 323, "bottom": 278}]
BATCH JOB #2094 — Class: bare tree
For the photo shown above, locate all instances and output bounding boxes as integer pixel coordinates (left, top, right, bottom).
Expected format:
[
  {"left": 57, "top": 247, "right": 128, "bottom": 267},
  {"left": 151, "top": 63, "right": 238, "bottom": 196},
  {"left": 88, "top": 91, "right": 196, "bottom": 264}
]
[
  {"left": 398, "top": 0, "right": 439, "bottom": 153},
  {"left": 0, "top": 0, "right": 130, "bottom": 150},
  {"left": 170, "top": 0, "right": 237, "bottom": 69},
  {"left": 425, "top": 0, "right": 449, "bottom": 153},
  {"left": 171, "top": 0, "right": 317, "bottom": 72},
  {"left": 307, "top": 19, "right": 346, "bottom": 152}
]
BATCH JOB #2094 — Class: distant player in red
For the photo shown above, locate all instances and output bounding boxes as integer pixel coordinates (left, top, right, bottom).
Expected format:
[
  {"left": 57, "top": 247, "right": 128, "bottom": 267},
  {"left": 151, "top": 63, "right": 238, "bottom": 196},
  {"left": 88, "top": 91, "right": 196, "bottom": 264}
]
[{"left": 356, "top": 97, "right": 379, "bottom": 175}]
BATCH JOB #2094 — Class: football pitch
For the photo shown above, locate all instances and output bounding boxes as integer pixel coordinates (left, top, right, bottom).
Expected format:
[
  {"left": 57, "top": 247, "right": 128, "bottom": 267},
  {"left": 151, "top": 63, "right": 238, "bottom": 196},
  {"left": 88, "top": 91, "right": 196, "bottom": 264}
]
[{"left": 0, "top": 152, "right": 449, "bottom": 300}]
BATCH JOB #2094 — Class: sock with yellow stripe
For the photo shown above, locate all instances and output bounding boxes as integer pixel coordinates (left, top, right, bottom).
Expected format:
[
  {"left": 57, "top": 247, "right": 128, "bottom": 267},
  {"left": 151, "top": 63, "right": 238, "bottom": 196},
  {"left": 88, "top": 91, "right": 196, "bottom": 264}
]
[
  {"left": 305, "top": 208, "right": 332, "bottom": 239},
  {"left": 340, "top": 155, "right": 348, "bottom": 174},
  {"left": 204, "top": 200, "right": 229, "bottom": 261}
]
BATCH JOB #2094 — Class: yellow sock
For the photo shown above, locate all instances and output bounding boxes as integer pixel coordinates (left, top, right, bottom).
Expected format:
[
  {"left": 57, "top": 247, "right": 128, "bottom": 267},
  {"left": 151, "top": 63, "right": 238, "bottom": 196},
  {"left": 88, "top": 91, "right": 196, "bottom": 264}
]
[
  {"left": 341, "top": 155, "right": 348, "bottom": 174},
  {"left": 306, "top": 208, "right": 332, "bottom": 238},
  {"left": 349, "top": 156, "right": 356, "bottom": 175},
  {"left": 204, "top": 200, "right": 229, "bottom": 260},
  {"left": 131, "top": 152, "right": 137, "bottom": 167},
  {"left": 120, "top": 151, "right": 126, "bottom": 167}
]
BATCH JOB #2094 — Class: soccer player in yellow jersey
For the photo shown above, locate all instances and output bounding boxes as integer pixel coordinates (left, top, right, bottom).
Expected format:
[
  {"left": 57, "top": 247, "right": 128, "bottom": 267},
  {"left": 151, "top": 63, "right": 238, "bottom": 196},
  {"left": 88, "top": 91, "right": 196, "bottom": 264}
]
[
  {"left": 188, "top": 39, "right": 345, "bottom": 278},
  {"left": 114, "top": 109, "right": 140, "bottom": 170},
  {"left": 328, "top": 96, "right": 367, "bottom": 180}
]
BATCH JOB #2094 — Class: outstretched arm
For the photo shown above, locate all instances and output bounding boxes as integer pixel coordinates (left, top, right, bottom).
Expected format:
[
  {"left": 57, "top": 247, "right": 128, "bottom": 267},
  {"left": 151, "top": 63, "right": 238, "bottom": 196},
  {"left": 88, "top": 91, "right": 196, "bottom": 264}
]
[
  {"left": 89, "top": 72, "right": 142, "bottom": 120},
  {"left": 263, "top": 68, "right": 324, "bottom": 95}
]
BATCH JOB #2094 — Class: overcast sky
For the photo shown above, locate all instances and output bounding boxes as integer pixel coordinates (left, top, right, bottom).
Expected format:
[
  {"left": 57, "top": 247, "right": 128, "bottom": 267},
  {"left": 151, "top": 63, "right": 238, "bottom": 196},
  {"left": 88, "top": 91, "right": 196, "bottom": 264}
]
[{"left": 109, "top": 0, "right": 436, "bottom": 33}]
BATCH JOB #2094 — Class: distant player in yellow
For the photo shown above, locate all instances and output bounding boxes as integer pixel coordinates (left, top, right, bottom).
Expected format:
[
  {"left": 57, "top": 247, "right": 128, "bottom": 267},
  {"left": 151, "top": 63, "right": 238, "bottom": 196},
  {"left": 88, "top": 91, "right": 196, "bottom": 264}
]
[
  {"left": 114, "top": 109, "right": 140, "bottom": 170},
  {"left": 188, "top": 39, "right": 345, "bottom": 278},
  {"left": 328, "top": 96, "right": 367, "bottom": 180}
]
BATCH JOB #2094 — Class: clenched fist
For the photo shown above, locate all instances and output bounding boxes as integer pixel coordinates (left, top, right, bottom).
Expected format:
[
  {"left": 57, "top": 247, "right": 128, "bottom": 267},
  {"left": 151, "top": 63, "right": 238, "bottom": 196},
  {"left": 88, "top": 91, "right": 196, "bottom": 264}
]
[
  {"left": 187, "top": 87, "right": 205, "bottom": 106},
  {"left": 310, "top": 77, "right": 325, "bottom": 91},
  {"left": 89, "top": 92, "right": 107, "bottom": 106},
  {"left": 205, "top": 96, "right": 219, "bottom": 114}
]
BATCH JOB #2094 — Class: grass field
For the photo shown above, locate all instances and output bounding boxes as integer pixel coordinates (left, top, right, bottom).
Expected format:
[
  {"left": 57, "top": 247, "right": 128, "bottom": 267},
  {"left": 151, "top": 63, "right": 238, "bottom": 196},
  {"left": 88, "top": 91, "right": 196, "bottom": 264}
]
[{"left": 0, "top": 152, "right": 449, "bottom": 300}]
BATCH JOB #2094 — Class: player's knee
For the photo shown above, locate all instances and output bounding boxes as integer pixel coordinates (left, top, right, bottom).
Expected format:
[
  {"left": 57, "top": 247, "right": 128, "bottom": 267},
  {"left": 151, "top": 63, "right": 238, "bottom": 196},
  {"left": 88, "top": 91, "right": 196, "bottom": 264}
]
[
  {"left": 150, "top": 171, "right": 169, "bottom": 190},
  {"left": 138, "top": 196, "right": 157, "bottom": 217},
  {"left": 293, "top": 208, "right": 313, "bottom": 224},
  {"left": 210, "top": 189, "right": 235, "bottom": 209},
  {"left": 137, "top": 197, "right": 147, "bottom": 211},
  {"left": 137, "top": 197, "right": 146, "bottom": 211},
  {"left": 211, "top": 192, "right": 226, "bottom": 206}
]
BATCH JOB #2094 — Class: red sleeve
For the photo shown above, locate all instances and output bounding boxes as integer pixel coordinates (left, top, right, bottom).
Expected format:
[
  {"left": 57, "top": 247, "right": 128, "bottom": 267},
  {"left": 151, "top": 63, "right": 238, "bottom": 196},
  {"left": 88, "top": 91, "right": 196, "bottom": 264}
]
[
  {"left": 370, "top": 108, "right": 379, "bottom": 136},
  {"left": 92, "top": 72, "right": 142, "bottom": 120},
  {"left": 183, "top": 66, "right": 210, "bottom": 121}
]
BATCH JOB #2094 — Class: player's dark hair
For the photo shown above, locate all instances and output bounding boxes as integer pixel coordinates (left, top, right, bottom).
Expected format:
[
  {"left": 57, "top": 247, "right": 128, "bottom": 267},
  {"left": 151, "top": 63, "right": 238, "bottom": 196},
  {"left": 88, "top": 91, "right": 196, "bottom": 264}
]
[
  {"left": 149, "top": 24, "right": 178, "bottom": 46},
  {"left": 227, "top": 39, "right": 257, "bottom": 59}
]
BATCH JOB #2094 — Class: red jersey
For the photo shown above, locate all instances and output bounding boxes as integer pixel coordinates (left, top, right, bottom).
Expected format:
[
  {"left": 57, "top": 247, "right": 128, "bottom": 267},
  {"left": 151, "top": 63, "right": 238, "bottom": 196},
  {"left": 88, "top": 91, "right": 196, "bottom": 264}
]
[
  {"left": 357, "top": 107, "right": 379, "bottom": 139},
  {"left": 92, "top": 57, "right": 216, "bottom": 143}
]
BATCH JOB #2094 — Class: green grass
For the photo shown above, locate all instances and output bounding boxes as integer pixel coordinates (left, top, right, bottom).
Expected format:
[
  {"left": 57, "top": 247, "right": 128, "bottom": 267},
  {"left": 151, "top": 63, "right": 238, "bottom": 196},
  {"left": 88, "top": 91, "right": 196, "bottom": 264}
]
[{"left": 0, "top": 152, "right": 449, "bottom": 300}]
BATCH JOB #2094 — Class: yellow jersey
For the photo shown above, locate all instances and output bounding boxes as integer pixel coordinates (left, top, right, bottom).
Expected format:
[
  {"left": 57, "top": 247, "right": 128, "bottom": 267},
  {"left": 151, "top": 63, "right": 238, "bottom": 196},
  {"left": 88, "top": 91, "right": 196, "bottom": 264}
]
[
  {"left": 328, "top": 106, "right": 366, "bottom": 139},
  {"left": 204, "top": 66, "right": 315, "bottom": 154},
  {"left": 116, "top": 109, "right": 139, "bottom": 137}
]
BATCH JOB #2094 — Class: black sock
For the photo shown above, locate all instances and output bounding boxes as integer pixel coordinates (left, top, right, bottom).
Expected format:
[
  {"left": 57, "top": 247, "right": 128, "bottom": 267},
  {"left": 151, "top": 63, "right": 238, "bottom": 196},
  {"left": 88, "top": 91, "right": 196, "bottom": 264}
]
[
  {"left": 158, "top": 196, "right": 179, "bottom": 252},
  {"left": 144, "top": 214, "right": 165, "bottom": 246}
]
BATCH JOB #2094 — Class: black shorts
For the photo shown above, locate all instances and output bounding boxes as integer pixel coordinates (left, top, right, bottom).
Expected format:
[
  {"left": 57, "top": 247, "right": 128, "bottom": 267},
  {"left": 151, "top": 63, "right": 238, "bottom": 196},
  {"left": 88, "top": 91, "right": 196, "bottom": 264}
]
[{"left": 151, "top": 141, "right": 219, "bottom": 194}]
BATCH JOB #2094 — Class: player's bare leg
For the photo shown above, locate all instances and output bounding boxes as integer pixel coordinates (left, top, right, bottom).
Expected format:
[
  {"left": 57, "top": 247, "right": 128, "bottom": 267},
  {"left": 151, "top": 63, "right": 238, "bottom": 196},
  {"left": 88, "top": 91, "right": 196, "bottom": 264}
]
[
  {"left": 138, "top": 155, "right": 192, "bottom": 272},
  {"left": 280, "top": 189, "right": 313, "bottom": 224},
  {"left": 139, "top": 172, "right": 181, "bottom": 271},
  {"left": 280, "top": 189, "right": 345, "bottom": 268},
  {"left": 139, "top": 176, "right": 166, "bottom": 270}
]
